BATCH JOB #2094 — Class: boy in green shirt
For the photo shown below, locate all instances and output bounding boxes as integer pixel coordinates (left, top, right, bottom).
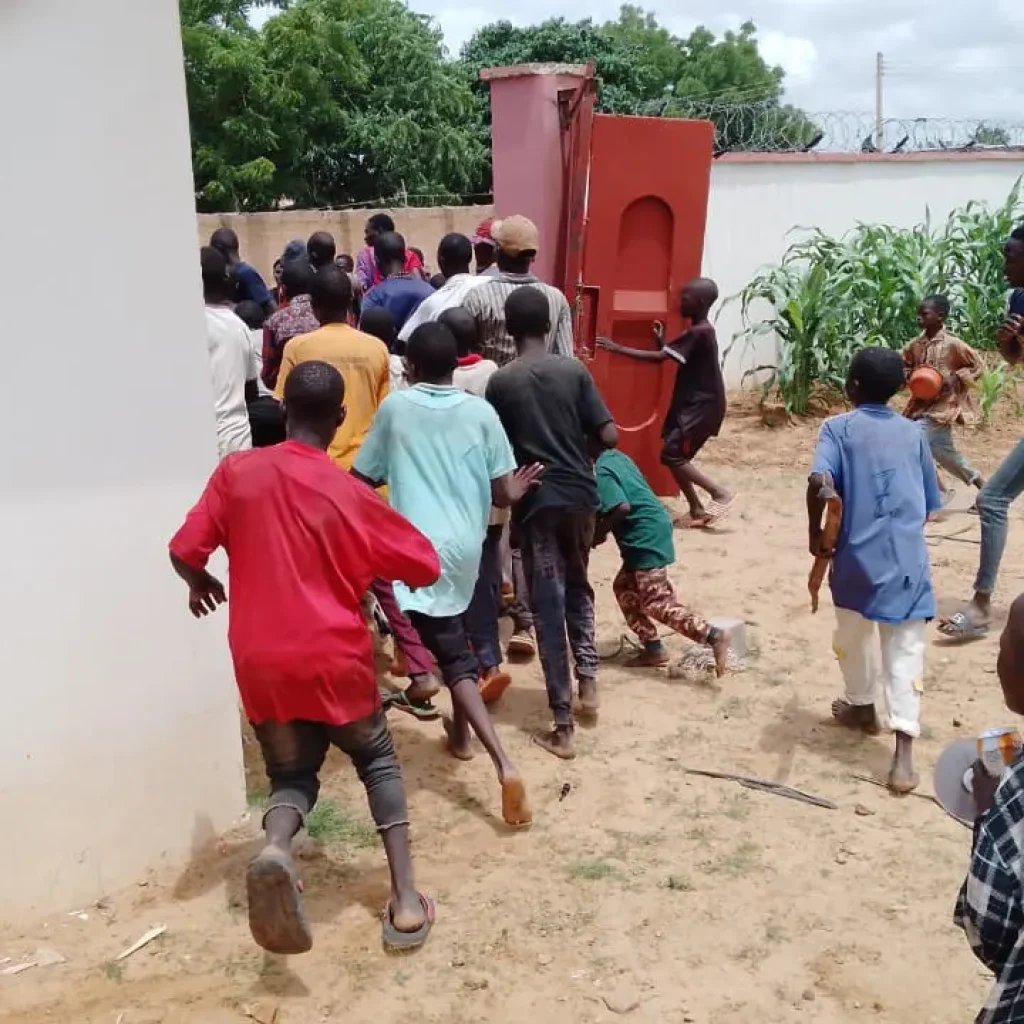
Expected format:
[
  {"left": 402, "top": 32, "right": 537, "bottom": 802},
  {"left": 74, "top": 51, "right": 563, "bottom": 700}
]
[{"left": 595, "top": 448, "right": 729, "bottom": 675}]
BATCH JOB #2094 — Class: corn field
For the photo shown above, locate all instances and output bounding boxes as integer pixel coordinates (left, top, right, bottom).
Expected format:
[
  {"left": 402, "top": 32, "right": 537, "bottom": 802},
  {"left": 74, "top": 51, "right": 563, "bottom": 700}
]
[{"left": 725, "top": 181, "right": 1023, "bottom": 415}]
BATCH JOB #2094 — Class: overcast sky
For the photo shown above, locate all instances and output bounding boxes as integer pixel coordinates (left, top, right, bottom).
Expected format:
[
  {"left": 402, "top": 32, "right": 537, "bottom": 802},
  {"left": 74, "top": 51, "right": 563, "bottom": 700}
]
[{"left": 253, "top": 2, "right": 1024, "bottom": 122}]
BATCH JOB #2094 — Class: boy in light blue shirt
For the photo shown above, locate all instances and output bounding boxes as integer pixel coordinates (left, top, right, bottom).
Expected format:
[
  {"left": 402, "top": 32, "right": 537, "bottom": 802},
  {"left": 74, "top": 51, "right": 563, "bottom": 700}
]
[
  {"left": 808, "top": 347, "right": 941, "bottom": 794},
  {"left": 354, "top": 322, "right": 541, "bottom": 829}
]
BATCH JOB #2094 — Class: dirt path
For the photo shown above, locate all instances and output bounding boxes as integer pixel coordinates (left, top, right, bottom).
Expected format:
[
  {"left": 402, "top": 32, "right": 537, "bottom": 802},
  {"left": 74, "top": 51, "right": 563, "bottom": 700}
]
[{"left": 2, "top": 401, "right": 1020, "bottom": 1024}]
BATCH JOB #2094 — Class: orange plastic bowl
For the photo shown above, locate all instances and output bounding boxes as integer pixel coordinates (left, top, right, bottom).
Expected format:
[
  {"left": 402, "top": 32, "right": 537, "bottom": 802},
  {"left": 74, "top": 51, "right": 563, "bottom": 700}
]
[{"left": 909, "top": 366, "right": 943, "bottom": 401}]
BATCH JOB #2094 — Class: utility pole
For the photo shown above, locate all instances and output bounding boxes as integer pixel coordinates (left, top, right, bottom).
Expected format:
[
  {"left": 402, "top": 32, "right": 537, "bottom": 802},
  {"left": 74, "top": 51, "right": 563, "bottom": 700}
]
[{"left": 875, "top": 52, "right": 884, "bottom": 151}]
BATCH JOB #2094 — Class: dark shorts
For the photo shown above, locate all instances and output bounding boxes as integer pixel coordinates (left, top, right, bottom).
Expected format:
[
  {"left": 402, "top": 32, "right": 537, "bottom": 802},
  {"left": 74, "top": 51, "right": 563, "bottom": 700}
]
[
  {"left": 407, "top": 611, "right": 479, "bottom": 686},
  {"left": 660, "top": 424, "right": 713, "bottom": 467}
]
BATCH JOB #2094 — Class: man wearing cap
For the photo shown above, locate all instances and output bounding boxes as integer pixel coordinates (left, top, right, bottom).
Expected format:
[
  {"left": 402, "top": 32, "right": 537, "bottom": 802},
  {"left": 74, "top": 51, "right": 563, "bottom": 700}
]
[
  {"left": 462, "top": 215, "right": 574, "bottom": 368},
  {"left": 473, "top": 218, "right": 498, "bottom": 277}
]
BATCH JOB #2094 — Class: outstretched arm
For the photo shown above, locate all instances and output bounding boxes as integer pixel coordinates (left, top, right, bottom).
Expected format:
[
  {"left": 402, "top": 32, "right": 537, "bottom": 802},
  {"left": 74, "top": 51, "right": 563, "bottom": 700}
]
[{"left": 597, "top": 321, "right": 670, "bottom": 362}]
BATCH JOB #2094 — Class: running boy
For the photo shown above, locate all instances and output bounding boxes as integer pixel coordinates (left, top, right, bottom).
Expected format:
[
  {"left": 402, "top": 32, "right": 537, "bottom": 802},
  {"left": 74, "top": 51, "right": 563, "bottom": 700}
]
[
  {"left": 353, "top": 322, "right": 539, "bottom": 827},
  {"left": 598, "top": 278, "right": 732, "bottom": 527},
  {"left": 594, "top": 445, "right": 729, "bottom": 675},
  {"left": 487, "top": 287, "right": 618, "bottom": 760},
  {"left": 169, "top": 361, "right": 440, "bottom": 955},
  {"left": 903, "top": 293, "right": 983, "bottom": 501},
  {"left": 807, "top": 347, "right": 941, "bottom": 793}
]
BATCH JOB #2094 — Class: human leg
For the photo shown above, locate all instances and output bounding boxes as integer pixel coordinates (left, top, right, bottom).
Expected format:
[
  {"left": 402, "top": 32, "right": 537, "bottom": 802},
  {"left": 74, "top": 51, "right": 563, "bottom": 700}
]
[
  {"left": 560, "top": 512, "right": 599, "bottom": 712},
  {"left": 327, "top": 709, "right": 425, "bottom": 932},
  {"left": 248, "top": 720, "right": 331, "bottom": 954},
  {"left": 465, "top": 525, "right": 510, "bottom": 703},
  {"left": 661, "top": 428, "right": 732, "bottom": 521},
  {"left": 926, "top": 421, "right": 982, "bottom": 488},
  {"left": 614, "top": 566, "right": 665, "bottom": 665},
  {"left": 371, "top": 578, "right": 440, "bottom": 703},
  {"left": 520, "top": 510, "right": 575, "bottom": 757},
  {"left": 408, "top": 611, "right": 531, "bottom": 825},
  {"left": 507, "top": 537, "right": 536, "bottom": 657},
  {"left": 830, "top": 608, "right": 881, "bottom": 733},
  {"left": 877, "top": 619, "right": 925, "bottom": 793}
]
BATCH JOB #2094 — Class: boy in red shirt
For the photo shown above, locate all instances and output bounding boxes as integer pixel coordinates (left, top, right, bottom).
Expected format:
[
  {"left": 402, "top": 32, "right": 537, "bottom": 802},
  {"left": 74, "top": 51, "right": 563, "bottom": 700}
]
[{"left": 169, "top": 361, "right": 440, "bottom": 956}]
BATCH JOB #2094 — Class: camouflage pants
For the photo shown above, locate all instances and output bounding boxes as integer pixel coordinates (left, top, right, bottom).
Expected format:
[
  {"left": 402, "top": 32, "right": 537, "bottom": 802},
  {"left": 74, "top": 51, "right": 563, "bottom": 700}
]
[{"left": 613, "top": 566, "right": 710, "bottom": 645}]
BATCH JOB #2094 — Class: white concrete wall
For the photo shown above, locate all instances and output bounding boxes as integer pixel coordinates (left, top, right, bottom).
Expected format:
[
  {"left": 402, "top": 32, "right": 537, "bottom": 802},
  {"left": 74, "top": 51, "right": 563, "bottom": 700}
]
[
  {"left": 0, "top": 1, "right": 244, "bottom": 919},
  {"left": 705, "top": 155, "right": 1024, "bottom": 386}
]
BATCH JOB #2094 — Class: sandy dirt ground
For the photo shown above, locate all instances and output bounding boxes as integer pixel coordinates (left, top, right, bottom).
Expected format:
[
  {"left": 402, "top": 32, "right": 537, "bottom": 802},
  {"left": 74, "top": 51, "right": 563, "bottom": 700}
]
[{"left": 3, "top": 396, "right": 1023, "bottom": 1024}]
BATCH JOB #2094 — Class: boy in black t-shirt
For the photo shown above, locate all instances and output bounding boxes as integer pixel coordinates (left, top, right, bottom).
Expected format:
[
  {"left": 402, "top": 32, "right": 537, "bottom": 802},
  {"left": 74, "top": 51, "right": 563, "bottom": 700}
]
[
  {"left": 486, "top": 288, "right": 619, "bottom": 759},
  {"left": 599, "top": 278, "right": 733, "bottom": 528}
]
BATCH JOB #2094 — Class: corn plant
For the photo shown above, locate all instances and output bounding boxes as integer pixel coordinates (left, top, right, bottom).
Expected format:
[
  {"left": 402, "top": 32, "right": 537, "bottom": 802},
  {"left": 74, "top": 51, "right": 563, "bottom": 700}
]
[
  {"left": 725, "top": 181, "right": 1023, "bottom": 414},
  {"left": 978, "top": 365, "right": 1006, "bottom": 427}
]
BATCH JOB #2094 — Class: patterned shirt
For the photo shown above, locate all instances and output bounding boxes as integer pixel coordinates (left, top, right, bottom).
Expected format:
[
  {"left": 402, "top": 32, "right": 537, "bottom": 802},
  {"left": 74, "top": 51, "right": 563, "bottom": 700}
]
[
  {"left": 955, "top": 758, "right": 1024, "bottom": 1023},
  {"left": 462, "top": 272, "right": 574, "bottom": 367},
  {"left": 261, "top": 294, "right": 319, "bottom": 390},
  {"left": 903, "top": 328, "right": 982, "bottom": 426}
]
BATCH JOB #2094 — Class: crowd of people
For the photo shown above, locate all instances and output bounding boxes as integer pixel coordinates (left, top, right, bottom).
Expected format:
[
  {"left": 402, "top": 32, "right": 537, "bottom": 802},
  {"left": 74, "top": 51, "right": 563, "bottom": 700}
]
[{"left": 181, "top": 211, "right": 1024, "bottom": 1020}]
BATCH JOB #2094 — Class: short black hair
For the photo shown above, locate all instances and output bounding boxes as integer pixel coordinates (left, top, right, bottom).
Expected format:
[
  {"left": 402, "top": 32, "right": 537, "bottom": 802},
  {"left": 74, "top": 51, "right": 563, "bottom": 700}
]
[
  {"left": 438, "top": 306, "right": 478, "bottom": 357},
  {"left": 360, "top": 307, "right": 397, "bottom": 349},
  {"left": 281, "top": 257, "right": 314, "bottom": 299},
  {"left": 367, "top": 213, "right": 395, "bottom": 234},
  {"left": 437, "top": 232, "right": 472, "bottom": 270},
  {"left": 336, "top": 253, "right": 354, "bottom": 273},
  {"left": 200, "top": 245, "right": 229, "bottom": 298},
  {"left": 374, "top": 231, "right": 406, "bottom": 268},
  {"left": 921, "top": 293, "right": 950, "bottom": 317},
  {"left": 283, "top": 360, "right": 345, "bottom": 424},
  {"left": 505, "top": 286, "right": 550, "bottom": 341},
  {"left": 307, "top": 231, "right": 337, "bottom": 268},
  {"left": 234, "top": 300, "right": 266, "bottom": 331},
  {"left": 429, "top": 273, "right": 446, "bottom": 290},
  {"left": 407, "top": 322, "right": 458, "bottom": 382},
  {"left": 310, "top": 264, "right": 352, "bottom": 316},
  {"left": 847, "top": 346, "right": 906, "bottom": 404},
  {"left": 209, "top": 227, "right": 239, "bottom": 257}
]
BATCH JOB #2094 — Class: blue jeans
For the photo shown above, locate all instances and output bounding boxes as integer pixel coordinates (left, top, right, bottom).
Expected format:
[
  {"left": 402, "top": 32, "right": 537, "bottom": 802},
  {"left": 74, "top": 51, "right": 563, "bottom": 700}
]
[
  {"left": 975, "top": 437, "right": 1024, "bottom": 595},
  {"left": 922, "top": 420, "right": 980, "bottom": 487}
]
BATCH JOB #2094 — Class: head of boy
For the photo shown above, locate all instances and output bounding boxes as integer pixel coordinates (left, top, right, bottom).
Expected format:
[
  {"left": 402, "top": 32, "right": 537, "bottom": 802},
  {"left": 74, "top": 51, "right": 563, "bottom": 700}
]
[
  {"left": 374, "top": 231, "right": 407, "bottom": 279},
  {"left": 310, "top": 265, "right": 352, "bottom": 325},
  {"left": 437, "top": 232, "right": 473, "bottom": 280},
  {"left": 406, "top": 322, "right": 458, "bottom": 386},
  {"left": 234, "top": 300, "right": 266, "bottom": 331},
  {"left": 679, "top": 278, "right": 719, "bottom": 321},
  {"left": 307, "top": 231, "right": 337, "bottom": 270},
  {"left": 493, "top": 215, "right": 539, "bottom": 274},
  {"left": 365, "top": 213, "right": 395, "bottom": 248},
  {"left": 438, "top": 306, "right": 479, "bottom": 358},
  {"left": 1006, "top": 226, "right": 1024, "bottom": 289},
  {"left": 506, "top": 285, "right": 551, "bottom": 354},
  {"left": 845, "top": 347, "right": 906, "bottom": 407},
  {"left": 473, "top": 218, "right": 496, "bottom": 273},
  {"left": 282, "top": 360, "right": 346, "bottom": 449},
  {"left": 280, "top": 258, "right": 314, "bottom": 304},
  {"left": 360, "top": 307, "right": 397, "bottom": 350},
  {"left": 200, "top": 245, "right": 231, "bottom": 303},
  {"left": 335, "top": 253, "right": 354, "bottom": 273},
  {"left": 917, "top": 294, "right": 949, "bottom": 336},
  {"left": 209, "top": 227, "right": 240, "bottom": 265}
]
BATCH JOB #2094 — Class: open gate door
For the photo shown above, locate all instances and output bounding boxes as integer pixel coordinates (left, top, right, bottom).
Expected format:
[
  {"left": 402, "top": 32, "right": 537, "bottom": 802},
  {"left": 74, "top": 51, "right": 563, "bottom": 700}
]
[{"left": 574, "top": 114, "right": 714, "bottom": 495}]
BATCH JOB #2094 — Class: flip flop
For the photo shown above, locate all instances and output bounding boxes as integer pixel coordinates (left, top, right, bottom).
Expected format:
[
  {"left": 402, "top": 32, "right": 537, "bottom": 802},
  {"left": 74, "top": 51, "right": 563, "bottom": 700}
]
[
  {"left": 381, "top": 690, "right": 441, "bottom": 721},
  {"left": 937, "top": 611, "right": 989, "bottom": 642},
  {"left": 673, "top": 512, "right": 711, "bottom": 530},
  {"left": 478, "top": 671, "right": 512, "bottom": 705},
  {"left": 246, "top": 846, "right": 313, "bottom": 955},
  {"left": 381, "top": 893, "right": 435, "bottom": 953},
  {"left": 507, "top": 632, "right": 537, "bottom": 658},
  {"left": 704, "top": 496, "right": 736, "bottom": 526}
]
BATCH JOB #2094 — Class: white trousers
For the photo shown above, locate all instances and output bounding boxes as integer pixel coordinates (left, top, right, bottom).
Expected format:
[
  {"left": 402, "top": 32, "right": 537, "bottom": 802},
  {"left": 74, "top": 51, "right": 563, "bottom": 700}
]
[{"left": 832, "top": 608, "right": 924, "bottom": 738}]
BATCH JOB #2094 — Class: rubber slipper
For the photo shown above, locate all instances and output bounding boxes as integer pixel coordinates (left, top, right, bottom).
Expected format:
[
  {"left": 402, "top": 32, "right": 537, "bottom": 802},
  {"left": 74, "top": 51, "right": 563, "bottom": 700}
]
[
  {"left": 704, "top": 496, "right": 736, "bottom": 526},
  {"left": 937, "top": 610, "right": 989, "bottom": 642},
  {"left": 246, "top": 846, "right": 313, "bottom": 955},
  {"left": 479, "top": 671, "right": 512, "bottom": 705},
  {"left": 382, "top": 893, "right": 435, "bottom": 953},
  {"left": 381, "top": 690, "right": 441, "bottom": 721}
]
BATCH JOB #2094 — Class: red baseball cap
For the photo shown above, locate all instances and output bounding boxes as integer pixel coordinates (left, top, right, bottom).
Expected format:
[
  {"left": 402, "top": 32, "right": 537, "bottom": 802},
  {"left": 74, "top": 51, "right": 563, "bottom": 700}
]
[{"left": 472, "top": 217, "right": 495, "bottom": 247}]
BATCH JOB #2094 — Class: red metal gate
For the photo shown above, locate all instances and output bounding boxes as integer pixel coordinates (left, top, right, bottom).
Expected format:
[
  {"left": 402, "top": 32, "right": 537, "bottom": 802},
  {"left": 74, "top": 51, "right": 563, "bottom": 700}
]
[{"left": 568, "top": 114, "right": 714, "bottom": 494}]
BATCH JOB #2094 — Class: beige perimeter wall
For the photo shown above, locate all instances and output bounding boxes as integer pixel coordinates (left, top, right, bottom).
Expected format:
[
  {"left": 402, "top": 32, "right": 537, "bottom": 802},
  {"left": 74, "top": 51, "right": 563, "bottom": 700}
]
[{"left": 198, "top": 205, "right": 494, "bottom": 280}]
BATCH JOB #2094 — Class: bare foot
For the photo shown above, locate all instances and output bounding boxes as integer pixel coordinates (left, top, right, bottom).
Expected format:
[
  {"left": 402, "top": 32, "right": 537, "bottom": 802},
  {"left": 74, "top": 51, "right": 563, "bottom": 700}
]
[
  {"left": 888, "top": 733, "right": 919, "bottom": 794},
  {"left": 389, "top": 890, "right": 427, "bottom": 933},
  {"left": 478, "top": 668, "right": 512, "bottom": 705},
  {"left": 709, "top": 629, "right": 730, "bottom": 678},
  {"left": 625, "top": 648, "right": 671, "bottom": 668},
  {"left": 674, "top": 511, "right": 712, "bottom": 530},
  {"left": 533, "top": 726, "right": 577, "bottom": 760},
  {"left": 500, "top": 775, "right": 532, "bottom": 828},
  {"left": 577, "top": 676, "right": 599, "bottom": 718},
  {"left": 442, "top": 716, "right": 475, "bottom": 761},
  {"left": 830, "top": 698, "right": 881, "bottom": 735},
  {"left": 406, "top": 673, "right": 441, "bottom": 704}
]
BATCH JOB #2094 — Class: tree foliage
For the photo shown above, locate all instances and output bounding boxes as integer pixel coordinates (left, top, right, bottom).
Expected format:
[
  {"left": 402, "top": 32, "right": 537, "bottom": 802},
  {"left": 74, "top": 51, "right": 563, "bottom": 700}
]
[{"left": 180, "top": 1, "right": 808, "bottom": 211}]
